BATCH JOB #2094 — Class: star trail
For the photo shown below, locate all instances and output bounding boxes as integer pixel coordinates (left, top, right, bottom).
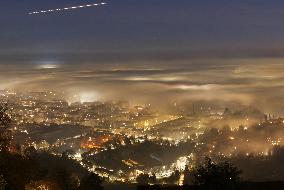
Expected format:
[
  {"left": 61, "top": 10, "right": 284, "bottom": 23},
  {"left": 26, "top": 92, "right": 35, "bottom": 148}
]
[{"left": 28, "top": 2, "right": 107, "bottom": 15}]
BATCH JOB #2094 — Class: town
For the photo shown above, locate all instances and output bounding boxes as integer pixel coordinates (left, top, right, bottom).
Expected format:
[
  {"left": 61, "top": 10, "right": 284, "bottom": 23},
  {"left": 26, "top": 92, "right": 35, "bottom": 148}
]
[{"left": 1, "top": 89, "right": 284, "bottom": 186}]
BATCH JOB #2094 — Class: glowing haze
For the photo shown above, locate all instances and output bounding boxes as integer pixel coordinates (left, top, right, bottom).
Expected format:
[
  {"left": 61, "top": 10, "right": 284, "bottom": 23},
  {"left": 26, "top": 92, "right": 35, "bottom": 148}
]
[{"left": 1, "top": 58, "right": 284, "bottom": 115}]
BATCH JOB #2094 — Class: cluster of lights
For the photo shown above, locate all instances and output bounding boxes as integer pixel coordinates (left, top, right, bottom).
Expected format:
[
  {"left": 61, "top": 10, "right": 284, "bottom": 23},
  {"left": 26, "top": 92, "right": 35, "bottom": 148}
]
[{"left": 28, "top": 2, "right": 107, "bottom": 15}]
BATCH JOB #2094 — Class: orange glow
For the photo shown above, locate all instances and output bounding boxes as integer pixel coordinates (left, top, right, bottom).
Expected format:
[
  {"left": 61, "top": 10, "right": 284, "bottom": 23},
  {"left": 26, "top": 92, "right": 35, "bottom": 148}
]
[{"left": 80, "top": 134, "right": 114, "bottom": 149}]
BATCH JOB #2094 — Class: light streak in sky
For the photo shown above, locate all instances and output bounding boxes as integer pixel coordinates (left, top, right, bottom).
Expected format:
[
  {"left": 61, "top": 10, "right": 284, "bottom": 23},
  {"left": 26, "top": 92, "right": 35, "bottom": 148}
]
[{"left": 28, "top": 2, "right": 107, "bottom": 15}]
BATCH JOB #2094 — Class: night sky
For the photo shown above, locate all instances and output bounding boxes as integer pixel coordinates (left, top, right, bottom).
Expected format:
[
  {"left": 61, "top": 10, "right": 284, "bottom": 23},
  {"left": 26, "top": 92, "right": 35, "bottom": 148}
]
[{"left": 2, "top": 0, "right": 284, "bottom": 59}]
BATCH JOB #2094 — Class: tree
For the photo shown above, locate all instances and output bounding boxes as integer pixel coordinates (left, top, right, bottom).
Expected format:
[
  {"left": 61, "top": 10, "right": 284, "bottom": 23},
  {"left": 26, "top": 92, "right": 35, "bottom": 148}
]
[
  {"left": 79, "top": 173, "right": 103, "bottom": 190},
  {"left": 23, "top": 146, "right": 37, "bottom": 158},
  {"left": 25, "top": 180, "right": 59, "bottom": 190},
  {"left": 51, "top": 168, "right": 79, "bottom": 190},
  {"left": 183, "top": 165, "right": 191, "bottom": 185},
  {"left": 0, "top": 104, "right": 11, "bottom": 127},
  {"left": 62, "top": 149, "right": 75, "bottom": 158},
  {"left": 0, "top": 104, "right": 12, "bottom": 152},
  {"left": 223, "top": 108, "right": 232, "bottom": 116},
  {"left": 166, "top": 170, "right": 180, "bottom": 184},
  {"left": 0, "top": 152, "right": 38, "bottom": 190},
  {"left": 192, "top": 157, "right": 242, "bottom": 190},
  {"left": 136, "top": 173, "right": 150, "bottom": 185},
  {"left": 149, "top": 173, "right": 157, "bottom": 184},
  {"left": 0, "top": 174, "right": 7, "bottom": 190}
]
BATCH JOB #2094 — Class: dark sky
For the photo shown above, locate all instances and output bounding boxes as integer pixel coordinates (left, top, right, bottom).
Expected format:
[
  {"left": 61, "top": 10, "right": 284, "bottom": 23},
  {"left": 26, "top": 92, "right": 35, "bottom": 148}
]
[{"left": 1, "top": 0, "right": 284, "bottom": 61}]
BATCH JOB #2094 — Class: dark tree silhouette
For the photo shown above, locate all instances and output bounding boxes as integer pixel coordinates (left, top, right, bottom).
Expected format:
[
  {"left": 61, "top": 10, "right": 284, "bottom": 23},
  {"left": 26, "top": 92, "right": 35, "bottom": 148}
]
[
  {"left": 25, "top": 180, "right": 59, "bottom": 190},
  {"left": 23, "top": 146, "right": 37, "bottom": 158},
  {"left": 0, "top": 151, "right": 37, "bottom": 189},
  {"left": 0, "top": 174, "right": 6, "bottom": 190},
  {"left": 51, "top": 168, "right": 79, "bottom": 190},
  {"left": 164, "top": 170, "right": 180, "bottom": 185},
  {"left": 136, "top": 173, "right": 150, "bottom": 185},
  {"left": 192, "top": 157, "right": 242, "bottom": 190},
  {"left": 0, "top": 104, "right": 12, "bottom": 152},
  {"left": 149, "top": 173, "right": 157, "bottom": 184},
  {"left": 0, "top": 104, "right": 11, "bottom": 127},
  {"left": 183, "top": 165, "right": 191, "bottom": 185},
  {"left": 62, "top": 149, "right": 75, "bottom": 158},
  {"left": 79, "top": 173, "right": 104, "bottom": 190}
]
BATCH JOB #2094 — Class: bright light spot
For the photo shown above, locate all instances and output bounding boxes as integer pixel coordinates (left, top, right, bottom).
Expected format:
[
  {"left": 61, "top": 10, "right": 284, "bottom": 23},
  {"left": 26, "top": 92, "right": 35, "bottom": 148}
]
[
  {"left": 39, "top": 64, "right": 58, "bottom": 69},
  {"left": 36, "top": 61, "right": 60, "bottom": 69},
  {"left": 79, "top": 92, "right": 99, "bottom": 103},
  {"left": 176, "top": 156, "right": 187, "bottom": 170},
  {"left": 176, "top": 84, "right": 216, "bottom": 90}
]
